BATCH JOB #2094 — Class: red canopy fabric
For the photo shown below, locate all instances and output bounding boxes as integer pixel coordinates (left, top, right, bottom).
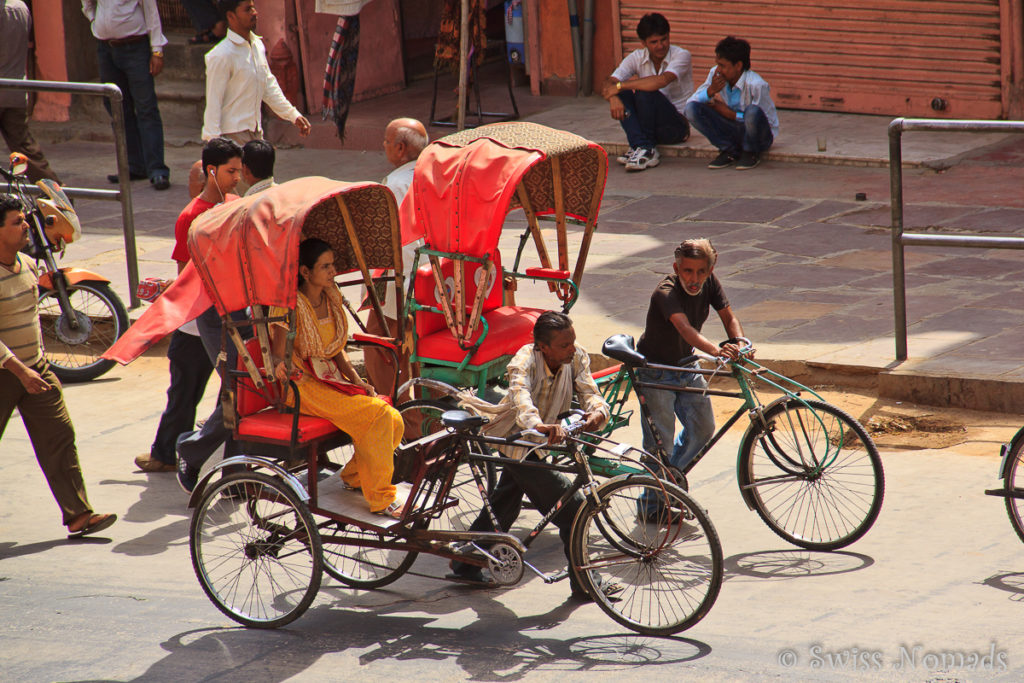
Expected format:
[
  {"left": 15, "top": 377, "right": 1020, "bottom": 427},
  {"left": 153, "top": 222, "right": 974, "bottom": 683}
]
[
  {"left": 105, "top": 177, "right": 398, "bottom": 365},
  {"left": 103, "top": 263, "right": 211, "bottom": 364},
  {"left": 403, "top": 139, "right": 543, "bottom": 256}
]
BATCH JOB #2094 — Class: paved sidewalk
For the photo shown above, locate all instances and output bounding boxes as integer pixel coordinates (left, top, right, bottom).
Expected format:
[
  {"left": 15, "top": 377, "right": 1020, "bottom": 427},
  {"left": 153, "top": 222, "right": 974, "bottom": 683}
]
[{"left": 30, "top": 87, "right": 1024, "bottom": 412}]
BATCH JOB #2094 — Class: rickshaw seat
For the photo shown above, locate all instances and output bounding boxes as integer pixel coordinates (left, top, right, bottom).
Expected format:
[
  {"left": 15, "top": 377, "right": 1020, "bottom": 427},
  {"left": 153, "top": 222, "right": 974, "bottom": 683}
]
[
  {"left": 234, "top": 337, "right": 346, "bottom": 446},
  {"left": 417, "top": 305, "right": 543, "bottom": 365}
]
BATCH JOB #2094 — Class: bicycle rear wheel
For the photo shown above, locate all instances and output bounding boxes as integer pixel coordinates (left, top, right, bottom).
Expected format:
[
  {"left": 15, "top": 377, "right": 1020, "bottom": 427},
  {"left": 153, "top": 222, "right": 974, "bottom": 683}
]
[
  {"left": 739, "top": 398, "right": 884, "bottom": 551},
  {"left": 1002, "top": 438, "right": 1024, "bottom": 543},
  {"left": 397, "top": 399, "right": 496, "bottom": 533},
  {"left": 570, "top": 475, "right": 723, "bottom": 636},
  {"left": 190, "top": 472, "right": 322, "bottom": 628}
]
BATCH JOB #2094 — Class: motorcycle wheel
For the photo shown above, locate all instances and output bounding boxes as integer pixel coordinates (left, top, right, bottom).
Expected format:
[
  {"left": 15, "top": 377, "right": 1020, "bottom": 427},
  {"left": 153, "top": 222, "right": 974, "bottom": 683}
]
[{"left": 37, "top": 281, "right": 129, "bottom": 383}]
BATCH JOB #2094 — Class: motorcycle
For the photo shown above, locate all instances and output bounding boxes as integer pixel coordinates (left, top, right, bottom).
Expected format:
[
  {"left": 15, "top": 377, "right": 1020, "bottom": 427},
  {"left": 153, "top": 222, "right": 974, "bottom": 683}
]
[{"left": 2, "top": 152, "right": 128, "bottom": 382}]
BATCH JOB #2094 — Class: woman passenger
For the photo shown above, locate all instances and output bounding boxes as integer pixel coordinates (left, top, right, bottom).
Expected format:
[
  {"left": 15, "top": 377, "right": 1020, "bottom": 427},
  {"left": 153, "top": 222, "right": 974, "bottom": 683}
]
[{"left": 271, "top": 238, "right": 405, "bottom": 517}]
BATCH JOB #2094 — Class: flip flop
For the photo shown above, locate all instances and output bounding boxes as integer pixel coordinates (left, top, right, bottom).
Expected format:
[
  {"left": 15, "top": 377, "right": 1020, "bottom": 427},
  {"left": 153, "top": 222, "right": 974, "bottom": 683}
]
[{"left": 67, "top": 513, "right": 117, "bottom": 539}]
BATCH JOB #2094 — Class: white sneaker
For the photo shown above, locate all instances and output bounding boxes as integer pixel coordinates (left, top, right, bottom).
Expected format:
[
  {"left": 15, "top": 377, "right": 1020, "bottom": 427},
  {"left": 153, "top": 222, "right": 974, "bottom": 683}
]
[
  {"left": 616, "top": 147, "right": 636, "bottom": 165},
  {"left": 626, "top": 147, "right": 660, "bottom": 171}
]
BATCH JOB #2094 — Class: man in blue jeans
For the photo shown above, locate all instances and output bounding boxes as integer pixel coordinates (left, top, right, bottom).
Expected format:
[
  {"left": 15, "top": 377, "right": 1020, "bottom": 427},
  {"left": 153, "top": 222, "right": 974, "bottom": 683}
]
[
  {"left": 82, "top": 0, "right": 171, "bottom": 190},
  {"left": 685, "top": 36, "right": 779, "bottom": 171},
  {"left": 636, "top": 239, "right": 746, "bottom": 517},
  {"left": 601, "top": 12, "right": 693, "bottom": 172}
]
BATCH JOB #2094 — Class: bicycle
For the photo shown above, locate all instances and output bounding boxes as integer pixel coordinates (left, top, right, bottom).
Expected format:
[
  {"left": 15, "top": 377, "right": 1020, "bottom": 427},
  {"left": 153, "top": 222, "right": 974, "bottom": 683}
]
[
  {"left": 598, "top": 334, "right": 885, "bottom": 551},
  {"left": 984, "top": 425, "right": 1024, "bottom": 542},
  {"left": 437, "top": 409, "right": 724, "bottom": 635}
]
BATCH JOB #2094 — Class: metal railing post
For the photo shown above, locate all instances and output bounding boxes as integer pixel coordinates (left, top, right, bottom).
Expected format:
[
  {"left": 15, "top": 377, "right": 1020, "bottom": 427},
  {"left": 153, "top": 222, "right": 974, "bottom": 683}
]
[
  {"left": 0, "top": 77, "right": 139, "bottom": 307},
  {"left": 888, "top": 119, "right": 908, "bottom": 361},
  {"left": 888, "top": 117, "right": 1024, "bottom": 362}
]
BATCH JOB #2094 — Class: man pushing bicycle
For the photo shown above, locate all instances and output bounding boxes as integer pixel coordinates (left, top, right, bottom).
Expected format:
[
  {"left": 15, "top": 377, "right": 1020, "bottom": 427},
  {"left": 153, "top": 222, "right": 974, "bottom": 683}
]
[{"left": 636, "top": 238, "right": 747, "bottom": 510}]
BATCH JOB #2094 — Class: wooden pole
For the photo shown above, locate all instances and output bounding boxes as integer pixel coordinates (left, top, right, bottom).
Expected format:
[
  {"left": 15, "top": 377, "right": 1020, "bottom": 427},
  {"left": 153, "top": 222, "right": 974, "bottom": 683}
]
[{"left": 457, "top": 0, "right": 469, "bottom": 130}]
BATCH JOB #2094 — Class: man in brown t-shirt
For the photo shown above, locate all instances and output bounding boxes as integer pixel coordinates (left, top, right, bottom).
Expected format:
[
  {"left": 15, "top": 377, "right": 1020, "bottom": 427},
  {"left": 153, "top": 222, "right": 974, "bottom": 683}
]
[{"left": 636, "top": 239, "right": 745, "bottom": 507}]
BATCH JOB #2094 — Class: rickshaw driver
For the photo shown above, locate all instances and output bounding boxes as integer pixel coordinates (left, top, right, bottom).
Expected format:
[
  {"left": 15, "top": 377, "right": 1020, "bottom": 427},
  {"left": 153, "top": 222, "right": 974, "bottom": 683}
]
[
  {"left": 636, "top": 238, "right": 747, "bottom": 516},
  {"left": 449, "top": 311, "right": 616, "bottom": 600}
]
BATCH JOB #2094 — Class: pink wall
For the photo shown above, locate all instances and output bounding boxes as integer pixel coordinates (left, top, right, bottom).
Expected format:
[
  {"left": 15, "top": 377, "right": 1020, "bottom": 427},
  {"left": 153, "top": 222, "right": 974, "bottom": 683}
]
[{"left": 30, "top": 0, "right": 70, "bottom": 122}]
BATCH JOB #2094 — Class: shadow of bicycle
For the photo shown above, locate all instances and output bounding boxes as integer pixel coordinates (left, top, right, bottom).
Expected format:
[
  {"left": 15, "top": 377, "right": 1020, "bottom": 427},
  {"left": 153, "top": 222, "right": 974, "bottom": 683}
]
[
  {"left": 101, "top": 607, "right": 712, "bottom": 682},
  {"left": 724, "top": 548, "right": 874, "bottom": 580},
  {"left": 981, "top": 571, "right": 1024, "bottom": 602}
]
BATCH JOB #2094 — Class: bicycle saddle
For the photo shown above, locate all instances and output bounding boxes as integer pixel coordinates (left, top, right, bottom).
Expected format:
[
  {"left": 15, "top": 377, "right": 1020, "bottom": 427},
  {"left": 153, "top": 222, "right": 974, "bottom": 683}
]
[
  {"left": 441, "top": 410, "right": 488, "bottom": 431},
  {"left": 602, "top": 334, "right": 648, "bottom": 367}
]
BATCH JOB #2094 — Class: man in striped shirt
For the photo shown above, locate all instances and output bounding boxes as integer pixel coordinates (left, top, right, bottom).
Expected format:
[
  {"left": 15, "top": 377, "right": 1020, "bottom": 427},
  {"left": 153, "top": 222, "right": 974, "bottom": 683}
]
[{"left": 0, "top": 194, "right": 117, "bottom": 538}]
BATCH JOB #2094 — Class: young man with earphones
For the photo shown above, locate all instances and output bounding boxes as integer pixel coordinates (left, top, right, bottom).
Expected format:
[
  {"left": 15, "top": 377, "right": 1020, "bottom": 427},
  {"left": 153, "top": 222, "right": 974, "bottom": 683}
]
[{"left": 135, "top": 137, "right": 242, "bottom": 474}]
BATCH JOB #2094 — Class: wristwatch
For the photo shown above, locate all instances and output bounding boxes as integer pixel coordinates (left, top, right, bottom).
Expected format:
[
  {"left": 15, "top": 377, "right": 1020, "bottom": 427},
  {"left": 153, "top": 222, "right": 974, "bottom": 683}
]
[
  {"left": 151, "top": 48, "right": 163, "bottom": 57},
  {"left": 615, "top": 81, "right": 622, "bottom": 91}
]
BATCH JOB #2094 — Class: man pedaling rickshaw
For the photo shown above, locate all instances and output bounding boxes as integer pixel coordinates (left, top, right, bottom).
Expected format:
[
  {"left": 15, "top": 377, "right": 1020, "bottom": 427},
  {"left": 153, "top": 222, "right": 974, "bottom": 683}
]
[{"left": 448, "top": 311, "right": 621, "bottom": 601}]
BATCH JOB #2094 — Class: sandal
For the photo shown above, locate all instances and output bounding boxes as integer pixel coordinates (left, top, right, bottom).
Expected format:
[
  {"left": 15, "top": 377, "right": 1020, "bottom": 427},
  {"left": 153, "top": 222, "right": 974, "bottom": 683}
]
[
  {"left": 189, "top": 29, "right": 217, "bottom": 45},
  {"left": 67, "top": 513, "right": 117, "bottom": 539},
  {"left": 373, "top": 500, "right": 404, "bottom": 519}
]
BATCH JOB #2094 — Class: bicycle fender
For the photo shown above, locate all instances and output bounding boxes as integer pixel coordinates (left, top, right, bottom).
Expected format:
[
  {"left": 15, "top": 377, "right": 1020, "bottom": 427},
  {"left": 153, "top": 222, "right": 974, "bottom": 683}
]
[
  {"left": 187, "top": 455, "right": 310, "bottom": 508},
  {"left": 998, "top": 425, "right": 1024, "bottom": 480},
  {"left": 37, "top": 267, "right": 111, "bottom": 290},
  {"left": 735, "top": 396, "right": 797, "bottom": 512}
]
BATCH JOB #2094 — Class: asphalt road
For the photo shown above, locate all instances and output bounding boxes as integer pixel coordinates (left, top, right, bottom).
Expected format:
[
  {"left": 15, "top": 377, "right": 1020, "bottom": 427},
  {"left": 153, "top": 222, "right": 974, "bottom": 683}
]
[{"left": 2, "top": 362, "right": 1023, "bottom": 682}]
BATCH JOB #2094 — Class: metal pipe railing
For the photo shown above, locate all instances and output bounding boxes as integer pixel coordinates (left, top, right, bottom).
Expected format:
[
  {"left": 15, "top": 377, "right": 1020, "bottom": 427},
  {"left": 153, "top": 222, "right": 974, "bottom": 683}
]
[
  {"left": 0, "top": 78, "right": 140, "bottom": 307},
  {"left": 889, "top": 117, "right": 1024, "bottom": 361}
]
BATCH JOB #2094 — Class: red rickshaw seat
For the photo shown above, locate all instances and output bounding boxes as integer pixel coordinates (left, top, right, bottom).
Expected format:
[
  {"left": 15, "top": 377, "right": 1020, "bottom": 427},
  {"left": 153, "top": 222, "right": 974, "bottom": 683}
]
[
  {"left": 234, "top": 337, "right": 341, "bottom": 444},
  {"left": 417, "top": 305, "right": 544, "bottom": 365}
]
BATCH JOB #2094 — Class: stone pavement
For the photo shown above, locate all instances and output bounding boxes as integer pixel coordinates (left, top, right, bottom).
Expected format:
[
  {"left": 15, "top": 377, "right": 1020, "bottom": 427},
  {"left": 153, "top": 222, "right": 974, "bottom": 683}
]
[{"left": 27, "top": 84, "right": 1024, "bottom": 412}]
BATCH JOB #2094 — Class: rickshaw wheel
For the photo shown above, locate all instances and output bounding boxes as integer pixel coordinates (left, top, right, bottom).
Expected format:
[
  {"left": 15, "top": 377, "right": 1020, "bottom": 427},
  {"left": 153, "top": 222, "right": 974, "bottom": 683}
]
[
  {"left": 397, "top": 399, "right": 496, "bottom": 533},
  {"left": 319, "top": 520, "right": 421, "bottom": 589},
  {"left": 190, "top": 471, "right": 323, "bottom": 628}
]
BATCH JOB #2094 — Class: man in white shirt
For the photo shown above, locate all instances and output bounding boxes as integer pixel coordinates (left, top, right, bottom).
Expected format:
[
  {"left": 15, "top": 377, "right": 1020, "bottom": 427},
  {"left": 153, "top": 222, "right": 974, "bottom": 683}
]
[
  {"left": 202, "top": 0, "right": 311, "bottom": 143},
  {"left": 685, "top": 36, "right": 779, "bottom": 171},
  {"left": 364, "top": 117, "right": 429, "bottom": 394},
  {"left": 601, "top": 13, "right": 693, "bottom": 173},
  {"left": 82, "top": 0, "right": 171, "bottom": 190}
]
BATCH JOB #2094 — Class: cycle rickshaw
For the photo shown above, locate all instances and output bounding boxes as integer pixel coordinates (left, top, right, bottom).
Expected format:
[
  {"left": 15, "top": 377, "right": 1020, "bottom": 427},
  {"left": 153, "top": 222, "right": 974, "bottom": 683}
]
[{"left": 105, "top": 178, "right": 723, "bottom": 635}]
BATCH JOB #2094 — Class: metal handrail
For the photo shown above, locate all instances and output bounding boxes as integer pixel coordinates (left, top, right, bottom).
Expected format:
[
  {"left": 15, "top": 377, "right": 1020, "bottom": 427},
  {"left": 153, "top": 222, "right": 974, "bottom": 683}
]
[
  {"left": 889, "top": 117, "right": 1024, "bottom": 361},
  {"left": 0, "top": 77, "right": 140, "bottom": 307}
]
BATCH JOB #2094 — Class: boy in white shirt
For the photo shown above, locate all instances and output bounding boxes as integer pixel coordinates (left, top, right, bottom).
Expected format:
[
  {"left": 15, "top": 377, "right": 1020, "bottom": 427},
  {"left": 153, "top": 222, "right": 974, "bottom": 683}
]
[{"left": 601, "top": 13, "right": 693, "bottom": 172}]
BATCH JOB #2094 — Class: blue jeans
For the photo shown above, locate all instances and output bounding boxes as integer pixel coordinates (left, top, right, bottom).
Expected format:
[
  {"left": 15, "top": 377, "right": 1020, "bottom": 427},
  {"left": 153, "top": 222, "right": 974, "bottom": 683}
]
[
  {"left": 683, "top": 101, "right": 774, "bottom": 155},
  {"left": 637, "top": 364, "right": 715, "bottom": 471},
  {"left": 617, "top": 90, "right": 689, "bottom": 149},
  {"left": 176, "top": 307, "right": 249, "bottom": 470},
  {"left": 96, "top": 40, "right": 168, "bottom": 180}
]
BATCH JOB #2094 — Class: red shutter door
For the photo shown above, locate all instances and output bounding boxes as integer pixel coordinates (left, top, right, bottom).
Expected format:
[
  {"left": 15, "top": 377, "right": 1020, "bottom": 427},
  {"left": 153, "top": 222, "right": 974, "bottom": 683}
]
[{"left": 618, "top": 0, "right": 1005, "bottom": 119}]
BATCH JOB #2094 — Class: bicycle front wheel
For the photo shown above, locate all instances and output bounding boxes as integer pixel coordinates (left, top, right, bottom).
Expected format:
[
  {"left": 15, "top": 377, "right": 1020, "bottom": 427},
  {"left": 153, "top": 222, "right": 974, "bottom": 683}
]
[
  {"left": 739, "top": 398, "right": 884, "bottom": 551},
  {"left": 570, "top": 475, "right": 723, "bottom": 636},
  {"left": 1002, "top": 438, "right": 1024, "bottom": 543},
  {"left": 190, "top": 472, "right": 323, "bottom": 628}
]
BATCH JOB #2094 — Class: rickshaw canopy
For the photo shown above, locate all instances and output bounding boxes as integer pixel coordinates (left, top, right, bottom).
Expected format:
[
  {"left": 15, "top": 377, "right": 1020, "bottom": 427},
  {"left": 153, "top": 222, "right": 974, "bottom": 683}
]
[
  {"left": 105, "top": 178, "right": 403, "bottom": 364},
  {"left": 404, "top": 122, "right": 608, "bottom": 266}
]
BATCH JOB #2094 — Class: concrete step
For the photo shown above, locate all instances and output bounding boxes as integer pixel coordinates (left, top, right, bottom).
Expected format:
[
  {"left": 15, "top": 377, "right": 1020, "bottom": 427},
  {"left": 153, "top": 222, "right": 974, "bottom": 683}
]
[
  {"left": 161, "top": 30, "right": 211, "bottom": 83},
  {"left": 154, "top": 78, "right": 204, "bottom": 132}
]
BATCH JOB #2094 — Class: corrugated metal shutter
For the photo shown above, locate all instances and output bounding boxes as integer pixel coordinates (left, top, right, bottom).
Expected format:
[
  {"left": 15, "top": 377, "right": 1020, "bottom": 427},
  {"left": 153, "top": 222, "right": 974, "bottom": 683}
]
[{"left": 617, "top": 0, "right": 1005, "bottom": 118}]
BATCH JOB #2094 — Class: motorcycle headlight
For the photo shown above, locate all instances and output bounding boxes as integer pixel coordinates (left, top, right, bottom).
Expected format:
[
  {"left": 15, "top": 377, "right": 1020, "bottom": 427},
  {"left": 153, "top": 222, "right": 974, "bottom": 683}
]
[{"left": 35, "top": 179, "right": 81, "bottom": 245}]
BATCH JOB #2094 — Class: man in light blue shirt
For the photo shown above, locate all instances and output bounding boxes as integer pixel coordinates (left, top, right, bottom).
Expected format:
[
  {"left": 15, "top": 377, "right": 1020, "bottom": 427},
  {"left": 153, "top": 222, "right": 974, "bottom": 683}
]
[{"left": 685, "top": 37, "right": 779, "bottom": 171}]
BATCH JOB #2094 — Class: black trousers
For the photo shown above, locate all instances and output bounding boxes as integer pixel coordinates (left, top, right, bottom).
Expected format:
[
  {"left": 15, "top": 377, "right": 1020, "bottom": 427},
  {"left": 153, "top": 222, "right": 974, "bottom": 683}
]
[
  {"left": 150, "top": 331, "right": 213, "bottom": 464},
  {"left": 458, "top": 453, "right": 585, "bottom": 592}
]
